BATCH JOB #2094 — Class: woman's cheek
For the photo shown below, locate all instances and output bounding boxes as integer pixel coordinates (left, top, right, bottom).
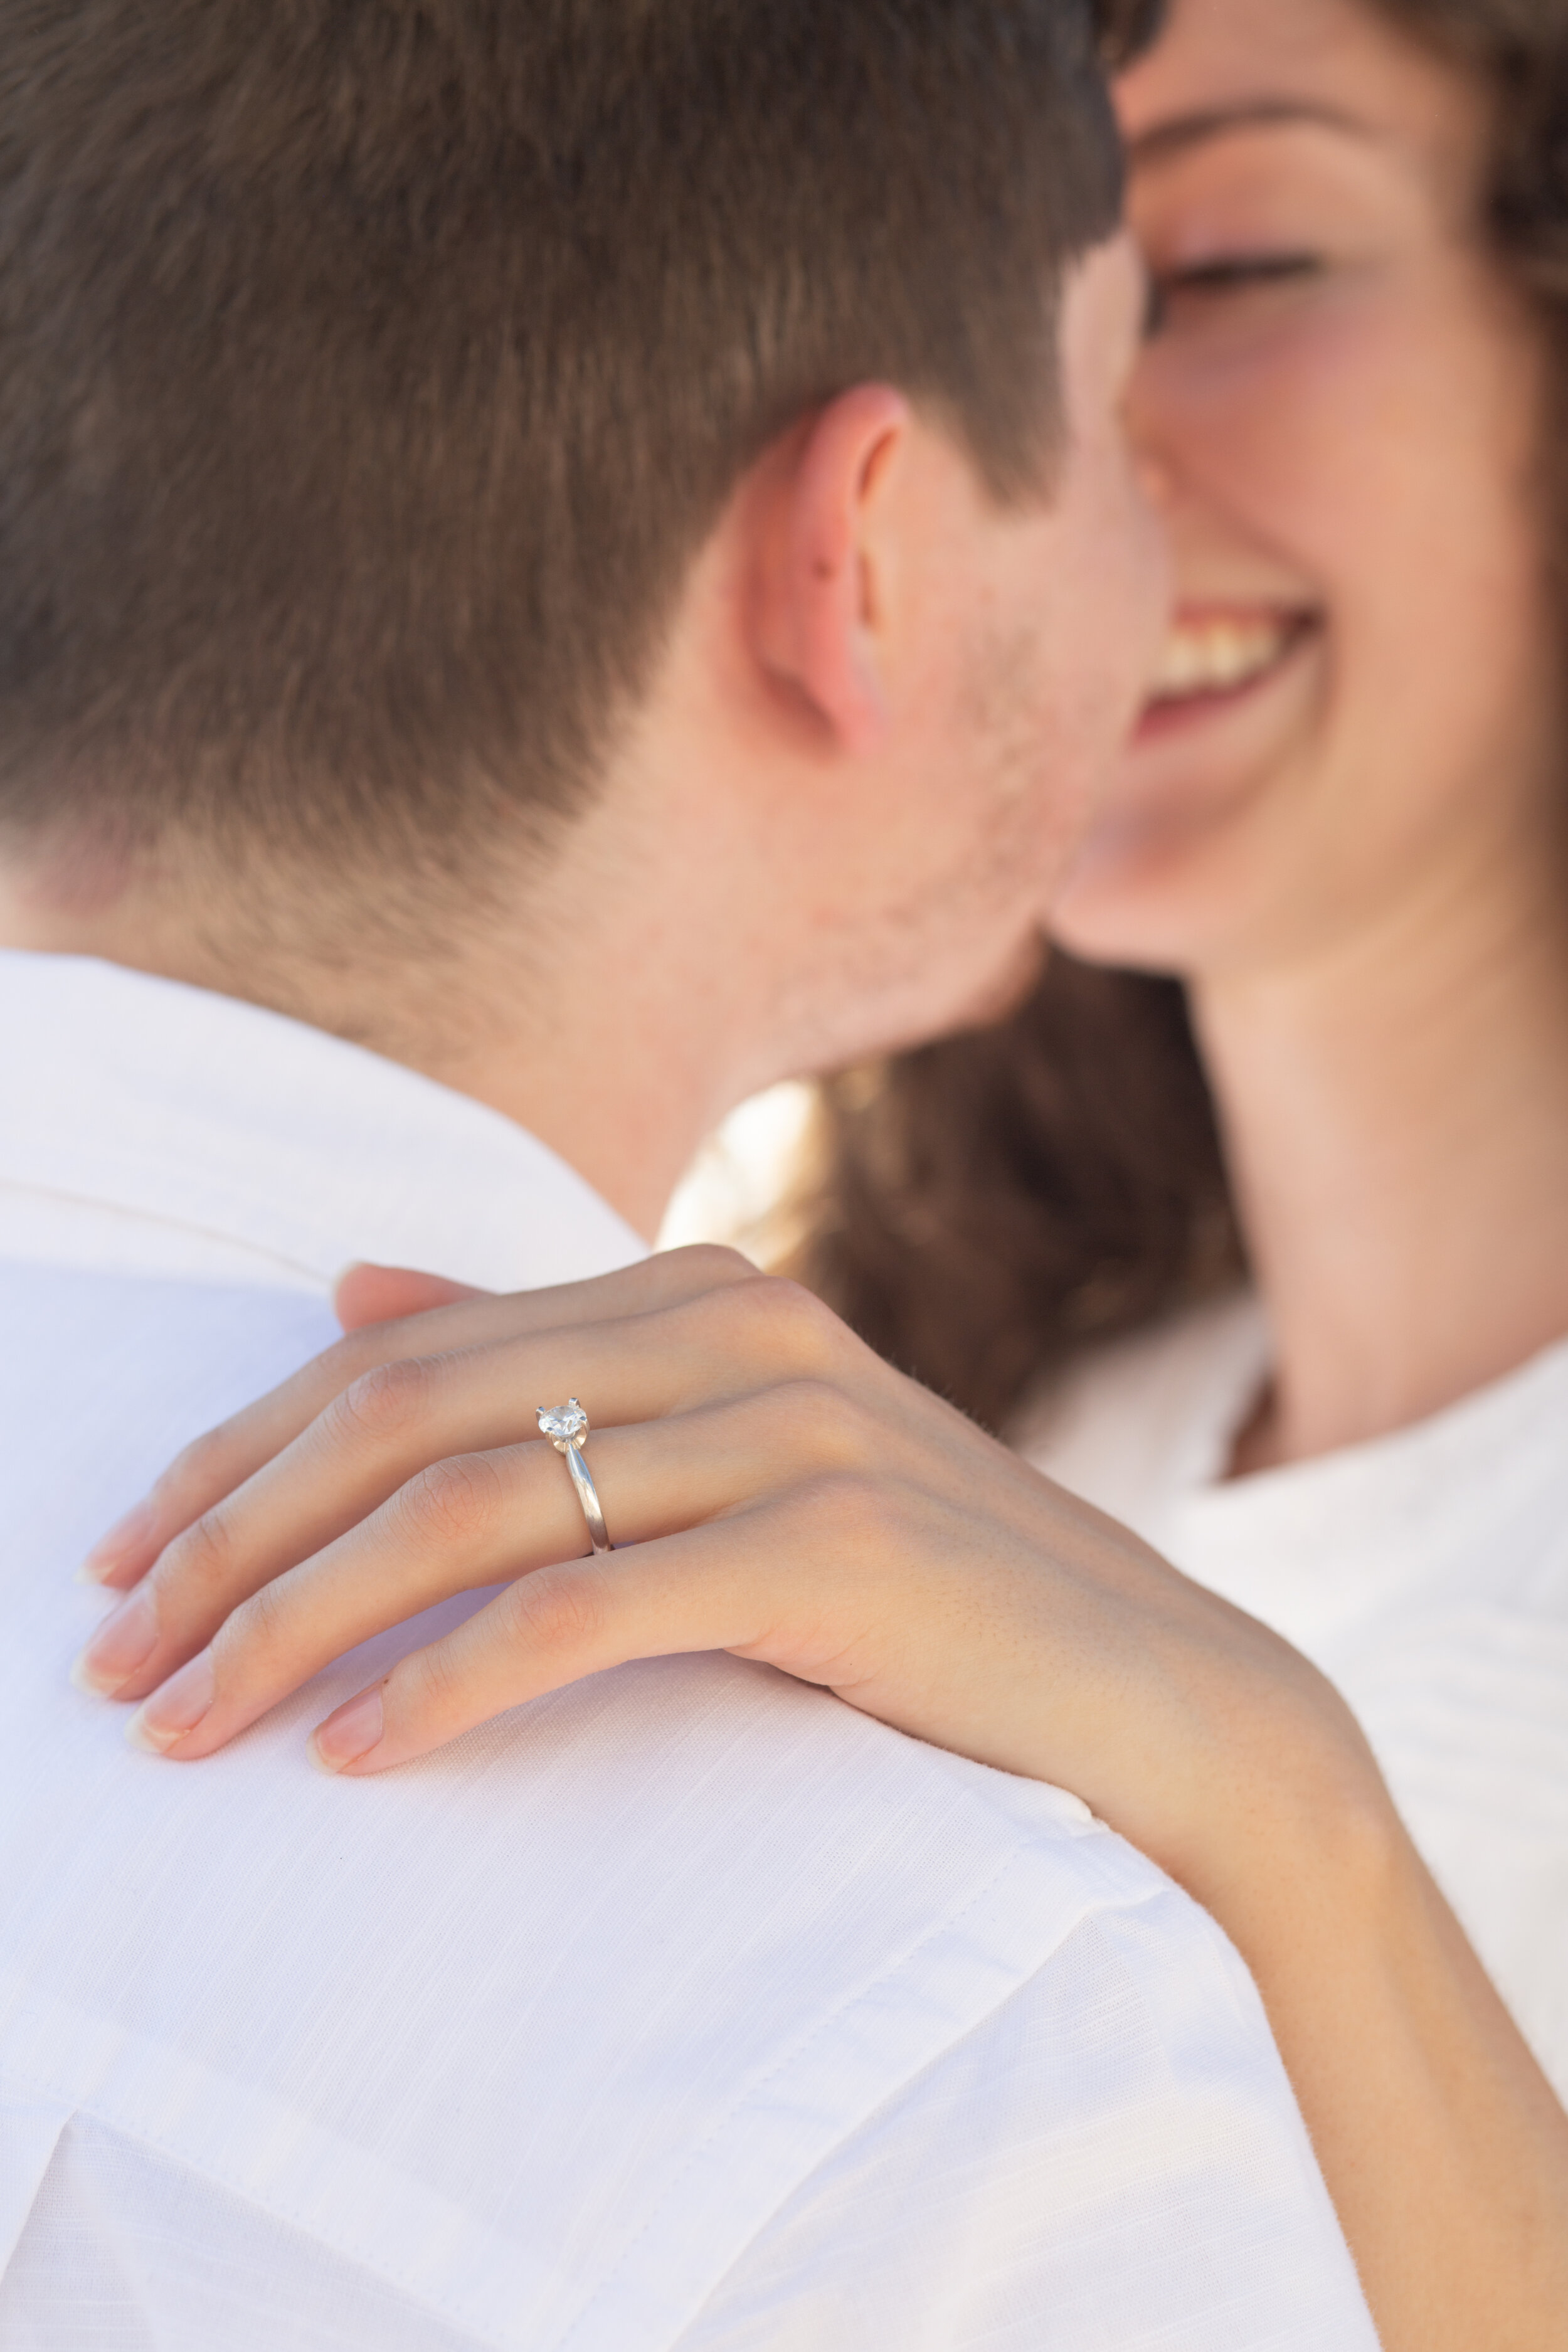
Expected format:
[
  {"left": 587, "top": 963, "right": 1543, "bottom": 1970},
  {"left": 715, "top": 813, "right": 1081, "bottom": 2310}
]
[{"left": 1140, "top": 301, "right": 1392, "bottom": 549}]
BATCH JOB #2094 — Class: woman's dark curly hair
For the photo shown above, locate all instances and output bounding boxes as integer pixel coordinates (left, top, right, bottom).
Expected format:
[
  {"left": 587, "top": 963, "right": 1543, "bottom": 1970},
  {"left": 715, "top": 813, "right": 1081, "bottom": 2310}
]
[{"left": 785, "top": 0, "right": 1568, "bottom": 1432}]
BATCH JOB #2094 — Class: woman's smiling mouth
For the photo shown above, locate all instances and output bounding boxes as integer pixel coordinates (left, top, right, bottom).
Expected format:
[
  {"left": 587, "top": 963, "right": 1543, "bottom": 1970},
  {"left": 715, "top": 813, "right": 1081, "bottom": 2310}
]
[{"left": 1138, "top": 606, "right": 1319, "bottom": 735}]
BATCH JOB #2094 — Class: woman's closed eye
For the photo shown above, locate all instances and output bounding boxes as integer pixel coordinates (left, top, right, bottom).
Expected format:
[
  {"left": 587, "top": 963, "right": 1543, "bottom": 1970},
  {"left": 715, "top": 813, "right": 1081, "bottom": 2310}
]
[{"left": 1145, "top": 251, "right": 1324, "bottom": 336}]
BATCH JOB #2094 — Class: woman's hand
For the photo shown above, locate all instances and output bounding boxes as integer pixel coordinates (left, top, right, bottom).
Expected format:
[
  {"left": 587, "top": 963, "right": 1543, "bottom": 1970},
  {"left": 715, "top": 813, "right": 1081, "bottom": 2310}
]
[
  {"left": 72, "top": 1246, "right": 1358, "bottom": 1914},
  {"left": 70, "top": 1248, "right": 1568, "bottom": 2352}
]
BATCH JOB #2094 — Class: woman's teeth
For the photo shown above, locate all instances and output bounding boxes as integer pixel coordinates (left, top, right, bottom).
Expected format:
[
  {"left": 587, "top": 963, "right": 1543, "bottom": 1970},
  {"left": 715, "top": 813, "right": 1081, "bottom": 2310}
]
[{"left": 1152, "top": 615, "right": 1297, "bottom": 701}]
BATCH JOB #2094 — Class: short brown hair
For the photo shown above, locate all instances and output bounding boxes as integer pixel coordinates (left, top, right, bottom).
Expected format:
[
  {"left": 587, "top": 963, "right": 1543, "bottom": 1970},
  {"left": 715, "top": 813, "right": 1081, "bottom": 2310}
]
[{"left": 0, "top": 0, "right": 1131, "bottom": 903}]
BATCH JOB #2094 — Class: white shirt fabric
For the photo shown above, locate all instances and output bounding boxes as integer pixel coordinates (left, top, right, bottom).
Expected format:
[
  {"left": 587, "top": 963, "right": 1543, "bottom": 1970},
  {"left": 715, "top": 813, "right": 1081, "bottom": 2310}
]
[
  {"left": 1019, "top": 1290, "right": 1568, "bottom": 2102},
  {"left": 0, "top": 951, "right": 1377, "bottom": 2352}
]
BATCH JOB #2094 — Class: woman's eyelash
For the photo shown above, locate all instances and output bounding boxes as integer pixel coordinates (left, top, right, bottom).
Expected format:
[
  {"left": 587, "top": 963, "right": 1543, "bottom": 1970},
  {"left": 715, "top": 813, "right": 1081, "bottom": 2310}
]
[{"left": 1145, "top": 252, "right": 1322, "bottom": 331}]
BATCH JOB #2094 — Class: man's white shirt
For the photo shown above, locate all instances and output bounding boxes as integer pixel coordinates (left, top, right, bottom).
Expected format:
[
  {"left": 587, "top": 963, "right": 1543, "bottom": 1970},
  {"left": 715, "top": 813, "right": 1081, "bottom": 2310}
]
[{"left": 0, "top": 951, "right": 1377, "bottom": 2351}]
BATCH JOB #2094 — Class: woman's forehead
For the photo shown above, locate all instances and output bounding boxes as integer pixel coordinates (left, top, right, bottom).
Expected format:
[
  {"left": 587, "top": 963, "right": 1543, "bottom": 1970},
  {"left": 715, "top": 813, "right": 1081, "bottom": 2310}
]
[{"left": 1115, "top": 0, "right": 1483, "bottom": 196}]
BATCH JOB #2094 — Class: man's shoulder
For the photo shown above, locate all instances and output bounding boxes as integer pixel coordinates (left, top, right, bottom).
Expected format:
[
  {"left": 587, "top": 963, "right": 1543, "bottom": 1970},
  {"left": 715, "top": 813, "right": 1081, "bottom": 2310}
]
[
  {"left": 0, "top": 1258, "right": 1369, "bottom": 2351},
  {"left": 2, "top": 1631, "right": 1276, "bottom": 2350},
  {"left": 0, "top": 1256, "right": 1209, "bottom": 2347}
]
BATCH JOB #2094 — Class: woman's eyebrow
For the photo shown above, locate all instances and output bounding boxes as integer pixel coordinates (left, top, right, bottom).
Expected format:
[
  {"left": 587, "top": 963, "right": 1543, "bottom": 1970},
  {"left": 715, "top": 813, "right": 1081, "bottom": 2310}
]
[{"left": 1128, "top": 97, "right": 1373, "bottom": 169}]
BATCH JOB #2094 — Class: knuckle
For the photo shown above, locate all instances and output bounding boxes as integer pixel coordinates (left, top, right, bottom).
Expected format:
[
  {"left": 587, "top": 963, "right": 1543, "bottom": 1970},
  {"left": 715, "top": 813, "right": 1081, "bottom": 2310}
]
[
  {"left": 399, "top": 1636, "right": 466, "bottom": 1722},
  {"left": 395, "top": 1452, "right": 506, "bottom": 1550},
  {"left": 315, "top": 1328, "right": 379, "bottom": 1385},
  {"left": 670, "top": 1241, "right": 755, "bottom": 1286},
  {"left": 793, "top": 1466, "right": 899, "bottom": 1552},
  {"left": 759, "top": 1276, "right": 842, "bottom": 1366},
  {"left": 706, "top": 1272, "right": 840, "bottom": 1372},
  {"left": 214, "top": 1572, "right": 293, "bottom": 1675},
  {"left": 152, "top": 1423, "right": 232, "bottom": 1521},
  {"left": 326, "top": 1355, "right": 437, "bottom": 1448},
  {"left": 157, "top": 1502, "right": 238, "bottom": 1602},
  {"left": 307, "top": 1328, "right": 393, "bottom": 1408},
  {"left": 501, "top": 1567, "right": 610, "bottom": 1659},
  {"left": 770, "top": 1376, "right": 870, "bottom": 1468}
]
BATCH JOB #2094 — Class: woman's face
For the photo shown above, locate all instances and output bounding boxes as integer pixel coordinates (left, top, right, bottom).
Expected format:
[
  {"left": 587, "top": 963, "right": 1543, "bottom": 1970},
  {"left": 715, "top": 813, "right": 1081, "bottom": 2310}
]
[{"left": 1051, "top": 0, "right": 1562, "bottom": 983}]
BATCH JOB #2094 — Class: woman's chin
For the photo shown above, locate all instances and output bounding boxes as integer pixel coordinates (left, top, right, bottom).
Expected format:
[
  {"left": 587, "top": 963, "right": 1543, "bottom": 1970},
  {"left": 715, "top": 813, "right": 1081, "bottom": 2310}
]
[
  {"left": 1052, "top": 643, "right": 1323, "bottom": 972},
  {"left": 1048, "top": 797, "right": 1273, "bottom": 974}
]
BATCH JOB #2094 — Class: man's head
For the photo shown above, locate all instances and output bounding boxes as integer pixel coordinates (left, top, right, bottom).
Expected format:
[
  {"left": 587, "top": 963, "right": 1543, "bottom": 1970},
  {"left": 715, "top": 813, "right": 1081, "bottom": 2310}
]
[{"left": 0, "top": 0, "right": 1166, "bottom": 1224}]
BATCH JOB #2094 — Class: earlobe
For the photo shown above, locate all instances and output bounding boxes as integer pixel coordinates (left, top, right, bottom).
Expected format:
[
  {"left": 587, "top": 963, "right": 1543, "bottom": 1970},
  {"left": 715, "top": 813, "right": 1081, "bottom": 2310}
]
[{"left": 753, "top": 384, "right": 909, "bottom": 756}]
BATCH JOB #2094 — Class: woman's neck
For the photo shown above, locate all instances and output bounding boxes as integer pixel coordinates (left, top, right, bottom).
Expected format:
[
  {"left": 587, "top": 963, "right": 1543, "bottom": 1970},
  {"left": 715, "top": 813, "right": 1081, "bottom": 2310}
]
[{"left": 1192, "top": 852, "right": 1568, "bottom": 1475}]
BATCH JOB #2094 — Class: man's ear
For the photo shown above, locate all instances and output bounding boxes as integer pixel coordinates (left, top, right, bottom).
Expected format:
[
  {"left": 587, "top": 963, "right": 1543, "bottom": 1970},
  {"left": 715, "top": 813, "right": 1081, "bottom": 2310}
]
[{"left": 753, "top": 384, "right": 910, "bottom": 755}]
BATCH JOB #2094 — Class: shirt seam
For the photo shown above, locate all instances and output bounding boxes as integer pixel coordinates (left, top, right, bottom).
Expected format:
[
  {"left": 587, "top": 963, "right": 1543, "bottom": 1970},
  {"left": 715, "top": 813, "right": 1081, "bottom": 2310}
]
[
  {"left": 555, "top": 1854, "right": 1177, "bottom": 2352},
  {"left": 1, "top": 1843, "right": 1173, "bottom": 2352}
]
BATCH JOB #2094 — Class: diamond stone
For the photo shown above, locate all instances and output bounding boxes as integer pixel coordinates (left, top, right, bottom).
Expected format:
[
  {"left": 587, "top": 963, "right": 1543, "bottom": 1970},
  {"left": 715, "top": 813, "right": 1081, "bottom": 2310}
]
[{"left": 537, "top": 1399, "right": 588, "bottom": 1444}]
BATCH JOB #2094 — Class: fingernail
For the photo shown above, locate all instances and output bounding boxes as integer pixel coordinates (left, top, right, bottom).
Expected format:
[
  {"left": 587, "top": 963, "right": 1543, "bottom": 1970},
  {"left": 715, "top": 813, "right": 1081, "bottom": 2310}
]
[
  {"left": 70, "top": 1584, "right": 160, "bottom": 1696},
  {"left": 125, "top": 1651, "right": 216, "bottom": 1755},
  {"left": 78, "top": 1498, "right": 156, "bottom": 1584},
  {"left": 308, "top": 1687, "right": 384, "bottom": 1774}
]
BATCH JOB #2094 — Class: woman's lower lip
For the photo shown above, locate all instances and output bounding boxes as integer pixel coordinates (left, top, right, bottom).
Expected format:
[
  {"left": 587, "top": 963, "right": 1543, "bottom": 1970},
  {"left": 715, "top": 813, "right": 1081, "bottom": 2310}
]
[{"left": 1133, "top": 627, "right": 1315, "bottom": 744}]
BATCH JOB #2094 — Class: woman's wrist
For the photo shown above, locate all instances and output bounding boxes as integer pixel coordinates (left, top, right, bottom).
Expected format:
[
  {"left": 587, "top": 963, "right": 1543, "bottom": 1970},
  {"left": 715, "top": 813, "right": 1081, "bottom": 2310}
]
[
  {"left": 1222, "top": 1763, "right": 1568, "bottom": 2349},
  {"left": 1170, "top": 1665, "right": 1399, "bottom": 1956},
  {"left": 992, "top": 1494, "right": 1392, "bottom": 1940}
]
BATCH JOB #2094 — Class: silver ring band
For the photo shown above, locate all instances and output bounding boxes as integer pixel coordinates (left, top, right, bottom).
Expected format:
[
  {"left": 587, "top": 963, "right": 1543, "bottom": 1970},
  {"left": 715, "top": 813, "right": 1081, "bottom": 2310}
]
[
  {"left": 561, "top": 1441, "right": 613, "bottom": 1554},
  {"left": 536, "top": 1399, "right": 614, "bottom": 1555}
]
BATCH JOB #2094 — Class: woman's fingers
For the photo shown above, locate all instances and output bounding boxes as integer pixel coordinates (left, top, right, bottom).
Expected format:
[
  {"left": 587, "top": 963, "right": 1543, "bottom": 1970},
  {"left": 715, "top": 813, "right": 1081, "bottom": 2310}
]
[
  {"left": 115, "top": 1396, "right": 837, "bottom": 1762},
  {"left": 332, "top": 1263, "right": 484, "bottom": 1332},
  {"left": 311, "top": 1517, "right": 786, "bottom": 1774},
  {"left": 76, "top": 1336, "right": 681, "bottom": 1703},
  {"left": 78, "top": 1245, "right": 764, "bottom": 1592},
  {"left": 317, "top": 1466, "right": 989, "bottom": 1779},
  {"left": 75, "top": 1291, "right": 789, "bottom": 1708}
]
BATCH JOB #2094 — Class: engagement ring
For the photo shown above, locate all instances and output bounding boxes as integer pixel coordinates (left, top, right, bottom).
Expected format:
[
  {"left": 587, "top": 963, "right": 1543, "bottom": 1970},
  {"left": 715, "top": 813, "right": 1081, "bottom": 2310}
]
[{"left": 537, "top": 1399, "right": 614, "bottom": 1554}]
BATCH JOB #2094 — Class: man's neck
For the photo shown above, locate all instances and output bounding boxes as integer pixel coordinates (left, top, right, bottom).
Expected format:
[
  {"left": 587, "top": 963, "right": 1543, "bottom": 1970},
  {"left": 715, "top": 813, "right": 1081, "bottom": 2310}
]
[{"left": 0, "top": 820, "right": 761, "bottom": 1243}]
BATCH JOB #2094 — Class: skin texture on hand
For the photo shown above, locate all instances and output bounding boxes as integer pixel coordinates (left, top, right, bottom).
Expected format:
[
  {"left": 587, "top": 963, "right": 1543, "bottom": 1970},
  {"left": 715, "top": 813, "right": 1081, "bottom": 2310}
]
[
  {"left": 76, "top": 1249, "right": 1348, "bottom": 1873},
  {"left": 73, "top": 1249, "right": 1568, "bottom": 2352}
]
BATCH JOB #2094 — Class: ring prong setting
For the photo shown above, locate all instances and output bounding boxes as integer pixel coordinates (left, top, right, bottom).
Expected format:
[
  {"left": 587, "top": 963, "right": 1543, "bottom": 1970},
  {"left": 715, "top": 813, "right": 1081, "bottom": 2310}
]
[
  {"left": 536, "top": 1399, "right": 613, "bottom": 1552},
  {"left": 537, "top": 1398, "right": 590, "bottom": 1452}
]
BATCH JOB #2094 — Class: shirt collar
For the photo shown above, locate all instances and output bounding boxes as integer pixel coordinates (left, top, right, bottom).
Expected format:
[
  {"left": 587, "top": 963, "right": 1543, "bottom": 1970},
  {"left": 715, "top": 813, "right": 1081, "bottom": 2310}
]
[{"left": 0, "top": 950, "right": 648, "bottom": 1292}]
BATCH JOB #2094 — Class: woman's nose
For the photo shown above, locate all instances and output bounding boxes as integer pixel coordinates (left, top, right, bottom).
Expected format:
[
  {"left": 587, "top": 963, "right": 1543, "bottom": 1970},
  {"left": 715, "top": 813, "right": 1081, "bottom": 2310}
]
[
  {"left": 1132, "top": 438, "right": 1179, "bottom": 515},
  {"left": 1121, "top": 349, "right": 1180, "bottom": 512}
]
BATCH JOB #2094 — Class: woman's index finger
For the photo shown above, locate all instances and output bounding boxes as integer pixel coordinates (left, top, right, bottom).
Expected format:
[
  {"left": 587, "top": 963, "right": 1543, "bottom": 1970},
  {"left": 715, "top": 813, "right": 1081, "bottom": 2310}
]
[
  {"left": 77, "top": 1243, "right": 758, "bottom": 1588},
  {"left": 78, "top": 1322, "right": 424, "bottom": 1590}
]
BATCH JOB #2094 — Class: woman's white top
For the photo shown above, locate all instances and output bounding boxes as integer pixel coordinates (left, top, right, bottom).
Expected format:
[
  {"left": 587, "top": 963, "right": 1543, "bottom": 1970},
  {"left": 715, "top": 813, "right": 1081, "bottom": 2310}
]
[{"left": 1017, "top": 1292, "right": 1568, "bottom": 2100}]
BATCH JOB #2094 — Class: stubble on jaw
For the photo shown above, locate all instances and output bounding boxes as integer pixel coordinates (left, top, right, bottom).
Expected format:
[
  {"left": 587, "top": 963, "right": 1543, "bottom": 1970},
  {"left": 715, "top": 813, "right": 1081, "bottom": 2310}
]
[
  {"left": 918, "top": 614, "right": 1096, "bottom": 1033},
  {"left": 780, "top": 610, "right": 1096, "bottom": 1075}
]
